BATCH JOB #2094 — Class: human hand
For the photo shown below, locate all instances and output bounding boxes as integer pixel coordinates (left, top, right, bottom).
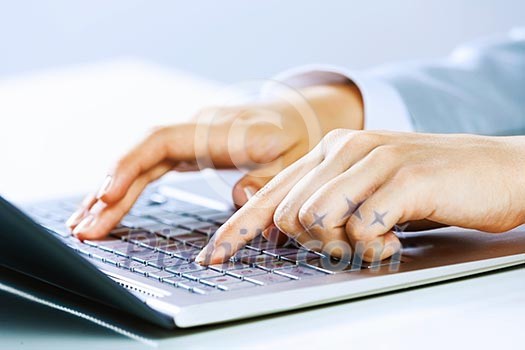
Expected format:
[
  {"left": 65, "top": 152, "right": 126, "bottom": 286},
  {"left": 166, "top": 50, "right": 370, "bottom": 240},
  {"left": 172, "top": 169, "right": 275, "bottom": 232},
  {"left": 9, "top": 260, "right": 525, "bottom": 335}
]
[
  {"left": 197, "top": 130, "right": 525, "bottom": 264},
  {"left": 67, "top": 83, "right": 364, "bottom": 239}
]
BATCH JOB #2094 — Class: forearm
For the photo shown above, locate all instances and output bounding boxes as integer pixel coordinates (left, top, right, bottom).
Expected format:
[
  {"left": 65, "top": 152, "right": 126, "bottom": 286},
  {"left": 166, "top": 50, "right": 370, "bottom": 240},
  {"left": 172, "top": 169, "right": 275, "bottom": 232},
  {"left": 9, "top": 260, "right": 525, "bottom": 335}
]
[{"left": 376, "top": 30, "right": 525, "bottom": 135}]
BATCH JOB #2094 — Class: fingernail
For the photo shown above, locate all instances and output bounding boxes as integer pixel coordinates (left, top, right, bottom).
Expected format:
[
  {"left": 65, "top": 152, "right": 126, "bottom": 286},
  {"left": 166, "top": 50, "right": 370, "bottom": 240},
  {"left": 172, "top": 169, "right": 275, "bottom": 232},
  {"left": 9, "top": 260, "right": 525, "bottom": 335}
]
[
  {"left": 195, "top": 245, "right": 213, "bottom": 265},
  {"left": 96, "top": 175, "right": 113, "bottom": 199},
  {"left": 66, "top": 208, "right": 87, "bottom": 228},
  {"left": 89, "top": 200, "right": 107, "bottom": 216},
  {"left": 73, "top": 215, "right": 95, "bottom": 235},
  {"left": 243, "top": 186, "right": 257, "bottom": 201},
  {"left": 195, "top": 251, "right": 205, "bottom": 264}
]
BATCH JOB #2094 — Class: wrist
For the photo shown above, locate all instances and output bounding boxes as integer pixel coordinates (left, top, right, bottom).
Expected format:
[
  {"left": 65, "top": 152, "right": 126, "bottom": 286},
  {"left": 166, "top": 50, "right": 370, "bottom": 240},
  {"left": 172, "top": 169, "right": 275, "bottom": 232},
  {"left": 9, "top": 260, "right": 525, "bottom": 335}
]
[{"left": 298, "top": 83, "right": 364, "bottom": 133}]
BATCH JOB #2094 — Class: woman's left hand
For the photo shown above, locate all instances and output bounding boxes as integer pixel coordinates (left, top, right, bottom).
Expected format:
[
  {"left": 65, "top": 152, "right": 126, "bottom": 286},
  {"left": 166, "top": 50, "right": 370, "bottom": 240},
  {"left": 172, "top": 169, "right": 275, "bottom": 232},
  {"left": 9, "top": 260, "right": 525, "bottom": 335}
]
[{"left": 196, "top": 130, "right": 525, "bottom": 264}]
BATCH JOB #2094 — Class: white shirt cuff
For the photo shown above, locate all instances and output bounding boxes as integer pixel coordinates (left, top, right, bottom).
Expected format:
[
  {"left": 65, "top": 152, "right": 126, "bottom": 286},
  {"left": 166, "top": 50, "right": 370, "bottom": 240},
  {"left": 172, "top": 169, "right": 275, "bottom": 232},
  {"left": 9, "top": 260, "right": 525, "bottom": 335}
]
[{"left": 265, "top": 64, "right": 414, "bottom": 132}]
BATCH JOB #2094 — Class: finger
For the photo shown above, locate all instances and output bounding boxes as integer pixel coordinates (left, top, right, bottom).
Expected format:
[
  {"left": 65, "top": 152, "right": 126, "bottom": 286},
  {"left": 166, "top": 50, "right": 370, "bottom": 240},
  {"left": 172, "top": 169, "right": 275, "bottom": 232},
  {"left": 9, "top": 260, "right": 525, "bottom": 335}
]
[
  {"left": 66, "top": 194, "right": 97, "bottom": 229},
  {"left": 73, "top": 161, "right": 173, "bottom": 240},
  {"left": 196, "top": 147, "right": 325, "bottom": 265},
  {"left": 231, "top": 171, "right": 275, "bottom": 208},
  {"left": 261, "top": 225, "right": 290, "bottom": 246},
  {"left": 99, "top": 118, "right": 290, "bottom": 206},
  {"left": 96, "top": 125, "right": 198, "bottom": 204},
  {"left": 231, "top": 126, "right": 309, "bottom": 209},
  {"left": 351, "top": 231, "right": 401, "bottom": 262},
  {"left": 345, "top": 170, "right": 432, "bottom": 261},
  {"left": 299, "top": 145, "right": 400, "bottom": 244},
  {"left": 272, "top": 133, "right": 386, "bottom": 239}
]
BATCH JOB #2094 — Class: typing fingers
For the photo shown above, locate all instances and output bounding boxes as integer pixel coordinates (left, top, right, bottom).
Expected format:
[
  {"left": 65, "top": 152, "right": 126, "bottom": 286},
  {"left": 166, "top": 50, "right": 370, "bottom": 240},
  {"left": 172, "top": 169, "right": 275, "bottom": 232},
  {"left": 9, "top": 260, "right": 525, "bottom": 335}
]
[
  {"left": 72, "top": 161, "right": 174, "bottom": 240},
  {"left": 195, "top": 147, "right": 325, "bottom": 265}
]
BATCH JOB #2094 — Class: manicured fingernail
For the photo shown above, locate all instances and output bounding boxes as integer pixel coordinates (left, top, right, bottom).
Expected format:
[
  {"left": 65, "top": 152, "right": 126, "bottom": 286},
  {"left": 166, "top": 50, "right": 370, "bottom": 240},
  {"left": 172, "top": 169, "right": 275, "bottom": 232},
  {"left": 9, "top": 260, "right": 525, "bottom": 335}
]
[
  {"left": 73, "top": 215, "right": 95, "bottom": 235},
  {"left": 89, "top": 200, "right": 107, "bottom": 216},
  {"left": 96, "top": 175, "right": 113, "bottom": 199},
  {"left": 66, "top": 208, "right": 87, "bottom": 228},
  {"left": 243, "top": 186, "right": 257, "bottom": 201}
]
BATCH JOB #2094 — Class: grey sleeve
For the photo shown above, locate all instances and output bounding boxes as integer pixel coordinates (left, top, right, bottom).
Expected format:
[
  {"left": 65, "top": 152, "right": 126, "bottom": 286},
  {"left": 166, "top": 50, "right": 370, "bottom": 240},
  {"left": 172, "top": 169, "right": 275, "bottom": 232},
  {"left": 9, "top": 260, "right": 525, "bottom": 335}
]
[{"left": 374, "top": 29, "right": 525, "bottom": 135}]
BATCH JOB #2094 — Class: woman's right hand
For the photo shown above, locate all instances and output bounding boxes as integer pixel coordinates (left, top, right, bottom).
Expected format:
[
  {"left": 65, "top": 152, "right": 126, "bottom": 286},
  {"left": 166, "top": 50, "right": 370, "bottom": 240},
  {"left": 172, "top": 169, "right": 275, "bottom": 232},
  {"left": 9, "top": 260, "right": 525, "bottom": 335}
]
[{"left": 66, "top": 83, "right": 364, "bottom": 240}]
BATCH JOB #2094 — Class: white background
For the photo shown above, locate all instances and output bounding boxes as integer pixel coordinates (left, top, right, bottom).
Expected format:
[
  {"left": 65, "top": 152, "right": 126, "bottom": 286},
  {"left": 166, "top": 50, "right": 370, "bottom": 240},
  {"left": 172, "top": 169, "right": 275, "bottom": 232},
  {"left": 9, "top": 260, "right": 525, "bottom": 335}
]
[{"left": 0, "top": 0, "right": 524, "bottom": 82}]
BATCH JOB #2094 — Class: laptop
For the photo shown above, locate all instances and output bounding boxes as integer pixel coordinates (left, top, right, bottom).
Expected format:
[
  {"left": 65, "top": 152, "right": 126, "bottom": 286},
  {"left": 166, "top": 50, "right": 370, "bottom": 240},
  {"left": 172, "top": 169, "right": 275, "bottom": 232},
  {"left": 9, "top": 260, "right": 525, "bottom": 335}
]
[{"left": 1, "top": 174, "right": 525, "bottom": 328}]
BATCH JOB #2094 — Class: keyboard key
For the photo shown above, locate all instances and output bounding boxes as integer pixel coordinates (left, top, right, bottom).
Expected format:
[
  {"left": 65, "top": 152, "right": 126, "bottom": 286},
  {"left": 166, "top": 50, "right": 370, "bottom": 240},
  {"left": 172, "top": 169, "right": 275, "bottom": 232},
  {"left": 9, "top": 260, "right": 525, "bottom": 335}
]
[
  {"left": 89, "top": 249, "right": 116, "bottom": 262},
  {"left": 274, "top": 265, "right": 328, "bottom": 279},
  {"left": 193, "top": 224, "right": 220, "bottom": 235},
  {"left": 241, "top": 254, "right": 277, "bottom": 265},
  {"left": 280, "top": 250, "right": 321, "bottom": 263},
  {"left": 177, "top": 280, "right": 220, "bottom": 294},
  {"left": 148, "top": 269, "right": 176, "bottom": 281},
  {"left": 192, "top": 284, "right": 222, "bottom": 295},
  {"left": 218, "top": 281, "right": 257, "bottom": 291},
  {"left": 202, "top": 212, "right": 231, "bottom": 224},
  {"left": 148, "top": 192, "right": 168, "bottom": 205},
  {"left": 108, "top": 226, "right": 132, "bottom": 237},
  {"left": 179, "top": 220, "right": 218, "bottom": 232},
  {"left": 176, "top": 280, "right": 202, "bottom": 290},
  {"left": 129, "top": 250, "right": 170, "bottom": 265},
  {"left": 245, "top": 273, "right": 293, "bottom": 285},
  {"left": 130, "top": 264, "right": 162, "bottom": 276},
  {"left": 202, "top": 275, "right": 242, "bottom": 287},
  {"left": 183, "top": 269, "right": 225, "bottom": 281},
  {"left": 262, "top": 248, "right": 300, "bottom": 258},
  {"left": 166, "top": 262, "right": 206, "bottom": 275},
  {"left": 121, "top": 260, "right": 148, "bottom": 271},
  {"left": 208, "top": 262, "right": 249, "bottom": 272},
  {"left": 112, "top": 242, "right": 143, "bottom": 257},
  {"left": 190, "top": 208, "right": 224, "bottom": 217},
  {"left": 122, "top": 230, "right": 158, "bottom": 245},
  {"left": 154, "top": 213, "right": 200, "bottom": 227},
  {"left": 154, "top": 226, "right": 190, "bottom": 238},
  {"left": 106, "top": 255, "right": 132, "bottom": 267},
  {"left": 121, "top": 215, "right": 159, "bottom": 228},
  {"left": 162, "top": 276, "right": 186, "bottom": 286},
  {"left": 255, "top": 260, "right": 296, "bottom": 271},
  {"left": 230, "top": 249, "right": 260, "bottom": 262},
  {"left": 133, "top": 236, "right": 170, "bottom": 250},
  {"left": 246, "top": 240, "right": 282, "bottom": 251},
  {"left": 158, "top": 257, "right": 189, "bottom": 269},
  {"left": 139, "top": 222, "right": 170, "bottom": 232},
  {"left": 301, "top": 257, "right": 359, "bottom": 273},
  {"left": 225, "top": 267, "right": 268, "bottom": 278},
  {"left": 155, "top": 240, "right": 188, "bottom": 254},
  {"left": 171, "top": 248, "right": 200, "bottom": 261},
  {"left": 172, "top": 232, "right": 209, "bottom": 245},
  {"left": 184, "top": 238, "right": 208, "bottom": 249},
  {"left": 86, "top": 238, "right": 127, "bottom": 252}
]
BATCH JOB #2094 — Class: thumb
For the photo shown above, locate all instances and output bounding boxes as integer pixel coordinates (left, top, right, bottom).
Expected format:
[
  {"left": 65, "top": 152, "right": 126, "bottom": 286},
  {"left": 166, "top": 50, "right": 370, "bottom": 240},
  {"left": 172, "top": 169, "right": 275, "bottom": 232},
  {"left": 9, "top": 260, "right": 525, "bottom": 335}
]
[
  {"left": 231, "top": 171, "right": 273, "bottom": 208},
  {"left": 231, "top": 171, "right": 289, "bottom": 246}
]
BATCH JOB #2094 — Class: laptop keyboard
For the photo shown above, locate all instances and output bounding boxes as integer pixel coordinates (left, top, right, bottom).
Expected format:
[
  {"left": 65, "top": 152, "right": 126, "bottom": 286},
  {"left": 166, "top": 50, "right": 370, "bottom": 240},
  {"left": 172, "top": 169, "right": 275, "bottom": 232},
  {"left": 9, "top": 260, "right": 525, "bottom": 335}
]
[{"left": 24, "top": 189, "right": 374, "bottom": 296}]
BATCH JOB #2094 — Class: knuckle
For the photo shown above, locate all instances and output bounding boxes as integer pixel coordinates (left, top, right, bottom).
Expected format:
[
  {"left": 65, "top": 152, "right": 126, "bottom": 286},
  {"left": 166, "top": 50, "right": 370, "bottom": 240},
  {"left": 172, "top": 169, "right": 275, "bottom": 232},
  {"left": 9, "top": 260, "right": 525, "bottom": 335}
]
[
  {"left": 323, "top": 131, "right": 384, "bottom": 157},
  {"left": 322, "top": 129, "right": 352, "bottom": 151},
  {"left": 392, "top": 164, "right": 426, "bottom": 187},
  {"left": 345, "top": 131, "right": 381, "bottom": 147},
  {"left": 273, "top": 204, "right": 296, "bottom": 234},
  {"left": 367, "top": 145, "right": 402, "bottom": 163},
  {"left": 298, "top": 204, "right": 315, "bottom": 229},
  {"left": 345, "top": 219, "right": 367, "bottom": 241},
  {"left": 325, "top": 128, "right": 351, "bottom": 141}
]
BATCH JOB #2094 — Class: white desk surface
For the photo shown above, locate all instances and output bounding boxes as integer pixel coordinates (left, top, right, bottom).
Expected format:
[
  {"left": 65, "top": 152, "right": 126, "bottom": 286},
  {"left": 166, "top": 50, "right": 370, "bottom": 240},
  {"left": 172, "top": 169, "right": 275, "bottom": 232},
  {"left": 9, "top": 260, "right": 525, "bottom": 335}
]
[{"left": 1, "top": 61, "right": 523, "bottom": 350}]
